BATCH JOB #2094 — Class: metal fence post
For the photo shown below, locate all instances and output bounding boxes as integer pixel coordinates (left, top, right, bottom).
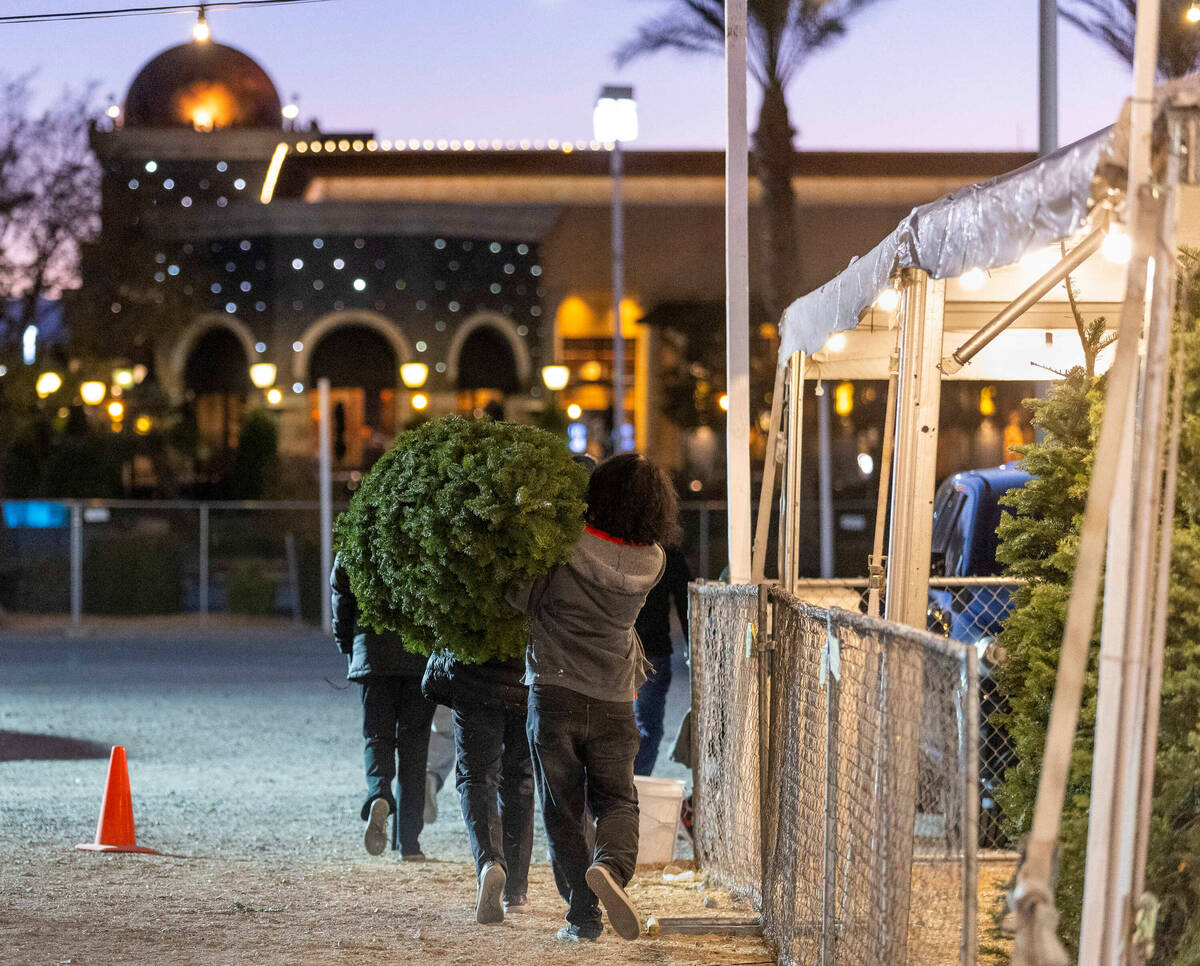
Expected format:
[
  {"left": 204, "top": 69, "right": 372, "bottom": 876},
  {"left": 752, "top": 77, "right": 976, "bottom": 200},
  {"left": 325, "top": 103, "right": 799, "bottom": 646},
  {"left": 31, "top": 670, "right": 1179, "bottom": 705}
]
[
  {"left": 822, "top": 622, "right": 840, "bottom": 966},
  {"left": 198, "top": 504, "right": 209, "bottom": 618},
  {"left": 962, "top": 647, "right": 980, "bottom": 966},
  {"left": 757, "top": 583, "right": 772, "bottom": 897},
  {"left": 70, "top": 502, "right": 82, "bottom": 633}
]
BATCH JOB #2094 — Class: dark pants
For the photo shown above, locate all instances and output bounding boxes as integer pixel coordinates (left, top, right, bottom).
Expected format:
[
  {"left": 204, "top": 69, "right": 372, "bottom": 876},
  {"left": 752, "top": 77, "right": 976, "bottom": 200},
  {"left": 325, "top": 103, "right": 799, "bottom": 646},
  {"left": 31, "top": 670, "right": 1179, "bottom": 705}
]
[
  {"left": 528, "top": 685, "right": 640, "bottom": 929},
  {"left": 360, "top": 676, "right": 435, "bottom": 855},
  {"left": 451, "top": 703, "right": 534, "bottom": 898},
  {"left": 634, "top": 653, "right": 673, "bottom": 775}
]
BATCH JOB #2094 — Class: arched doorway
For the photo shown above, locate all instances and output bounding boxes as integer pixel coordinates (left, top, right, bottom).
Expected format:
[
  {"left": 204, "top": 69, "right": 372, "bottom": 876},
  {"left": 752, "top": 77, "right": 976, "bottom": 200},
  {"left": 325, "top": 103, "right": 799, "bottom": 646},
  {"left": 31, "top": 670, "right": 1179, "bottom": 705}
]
[
  {"left": 454, "top": 325, "right": 519, "bottom": 412},
  {"left": 184, "top": 326, "right": 251, "bottom": 468},
  {"left": 308, "top": 325, "right": 398, "bottom": 468}
]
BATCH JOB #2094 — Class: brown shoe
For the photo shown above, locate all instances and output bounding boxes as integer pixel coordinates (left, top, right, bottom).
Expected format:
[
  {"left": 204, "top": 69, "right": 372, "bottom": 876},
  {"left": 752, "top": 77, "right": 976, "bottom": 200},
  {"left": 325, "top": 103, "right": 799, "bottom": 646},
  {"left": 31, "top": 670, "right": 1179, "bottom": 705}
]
[{"left": 585, "top": 863, "right": 640, "bottom": 940}]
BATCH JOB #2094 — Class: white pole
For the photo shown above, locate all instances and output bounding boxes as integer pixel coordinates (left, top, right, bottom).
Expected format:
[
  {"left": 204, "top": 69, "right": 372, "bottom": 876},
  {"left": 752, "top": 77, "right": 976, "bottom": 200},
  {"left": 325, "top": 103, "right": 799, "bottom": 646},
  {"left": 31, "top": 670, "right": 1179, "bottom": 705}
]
[
  {"left": 725, "top": 0, "right": 752, "bottom": 584},
  {"left": 817, "top": 384, "right": 834, "bottom": 578},
  {"left": 1077, "top": 1, "right": 1159, "bottom": 961},
  {"left": 318, "top": 377, "right": 333, "bottom": 633},
  {"left": 611, "top": 141, "right": 628, "bottom": 452}
]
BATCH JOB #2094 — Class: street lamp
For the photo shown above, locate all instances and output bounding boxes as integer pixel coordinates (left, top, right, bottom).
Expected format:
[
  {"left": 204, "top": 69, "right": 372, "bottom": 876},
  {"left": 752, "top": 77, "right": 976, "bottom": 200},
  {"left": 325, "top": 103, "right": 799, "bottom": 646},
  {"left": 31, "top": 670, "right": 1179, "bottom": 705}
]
[
  {"left": 594, "top": 84, "right": 637, "bottom": 452},
  {"left": 400, "top": 362, "right": 429, "bottom": 389},
  {"left": 540, "top": 365, "right": 569, "bottom": 392},
  {"left": 80, "top": 381, "right": 106, "bottom": 406},
  {"left": 35, "top": 371, "right": 62, "bottom": 398}
]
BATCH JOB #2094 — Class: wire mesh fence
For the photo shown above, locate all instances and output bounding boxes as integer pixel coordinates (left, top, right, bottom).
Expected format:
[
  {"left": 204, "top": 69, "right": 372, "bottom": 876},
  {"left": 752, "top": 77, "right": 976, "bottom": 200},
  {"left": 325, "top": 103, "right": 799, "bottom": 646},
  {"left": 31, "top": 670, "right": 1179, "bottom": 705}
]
[
  {"left": 689, "top": 581, "right": 981, "bottom": 966},
  {"left": 790, "top": 577, "right": 1021, "bottom": 852}
]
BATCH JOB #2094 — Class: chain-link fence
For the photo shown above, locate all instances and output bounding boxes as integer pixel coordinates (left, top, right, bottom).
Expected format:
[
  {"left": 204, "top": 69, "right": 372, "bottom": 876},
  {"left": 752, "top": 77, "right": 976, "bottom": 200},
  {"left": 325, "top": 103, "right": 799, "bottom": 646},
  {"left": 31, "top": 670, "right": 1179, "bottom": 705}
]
[
  {"left": 690, "top": 581, "right": 981, "bottom": 966},
  {"left": 790, "top": 577, "right": 1021, "bottom": 851}
]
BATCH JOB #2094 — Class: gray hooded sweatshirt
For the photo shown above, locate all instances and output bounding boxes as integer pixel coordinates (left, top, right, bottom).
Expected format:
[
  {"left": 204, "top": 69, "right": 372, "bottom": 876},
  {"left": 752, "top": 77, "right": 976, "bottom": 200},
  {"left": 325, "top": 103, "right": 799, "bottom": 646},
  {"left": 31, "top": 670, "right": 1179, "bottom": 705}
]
[{"left": 506, "top": 529, "right": 665, "bottom": 703}]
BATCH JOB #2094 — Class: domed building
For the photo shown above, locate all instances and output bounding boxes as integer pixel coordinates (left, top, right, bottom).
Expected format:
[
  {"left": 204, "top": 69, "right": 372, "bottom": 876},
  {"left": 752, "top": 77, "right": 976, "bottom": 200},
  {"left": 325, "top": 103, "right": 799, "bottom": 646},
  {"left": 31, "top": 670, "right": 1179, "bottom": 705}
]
[
  {"left": 78, "top": 26, "right": 1027, "bottom": 497},
  {"left": 123, "top": 40, "right": 283, "bottom": 131}
]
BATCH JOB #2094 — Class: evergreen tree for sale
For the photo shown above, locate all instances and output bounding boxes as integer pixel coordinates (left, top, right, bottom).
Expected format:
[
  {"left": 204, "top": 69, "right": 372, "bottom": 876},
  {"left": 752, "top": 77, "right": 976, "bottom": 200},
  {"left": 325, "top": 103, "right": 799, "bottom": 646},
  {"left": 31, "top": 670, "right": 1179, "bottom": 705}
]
[{"left": 334, "top": 415, "right": 588, "bottom": 663}]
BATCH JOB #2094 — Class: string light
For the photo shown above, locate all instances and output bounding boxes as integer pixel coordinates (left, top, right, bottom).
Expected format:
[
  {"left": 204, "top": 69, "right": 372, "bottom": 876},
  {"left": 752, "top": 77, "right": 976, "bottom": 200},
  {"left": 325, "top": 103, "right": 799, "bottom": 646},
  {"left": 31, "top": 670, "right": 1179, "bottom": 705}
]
[
  {"left": 1187, "top": 3, "right": 1200, "bottom": 23},
  {"left": 192, "top": 5, "right": 209, "bottom": 41}
]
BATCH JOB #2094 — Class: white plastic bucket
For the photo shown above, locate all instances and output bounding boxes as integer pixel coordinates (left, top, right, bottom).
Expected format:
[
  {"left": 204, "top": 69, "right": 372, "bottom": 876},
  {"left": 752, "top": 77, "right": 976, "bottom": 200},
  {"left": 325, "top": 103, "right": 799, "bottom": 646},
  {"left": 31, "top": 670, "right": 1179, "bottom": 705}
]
[{"left": 634, "top": 776, "right": 685, "bottom": 865}]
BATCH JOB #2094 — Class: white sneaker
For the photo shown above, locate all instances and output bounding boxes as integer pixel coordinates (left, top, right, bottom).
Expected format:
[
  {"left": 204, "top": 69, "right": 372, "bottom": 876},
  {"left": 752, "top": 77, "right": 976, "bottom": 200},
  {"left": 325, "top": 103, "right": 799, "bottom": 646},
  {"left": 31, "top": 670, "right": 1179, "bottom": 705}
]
[
  {"left": 476, "top": 860, "right": 507, "bottom": 924},
  {"left": 585, "top": 863, "right": 640, "bottom": 940},
  {"left": 364, "top": 798, "right": 390, "bottom": 856}
]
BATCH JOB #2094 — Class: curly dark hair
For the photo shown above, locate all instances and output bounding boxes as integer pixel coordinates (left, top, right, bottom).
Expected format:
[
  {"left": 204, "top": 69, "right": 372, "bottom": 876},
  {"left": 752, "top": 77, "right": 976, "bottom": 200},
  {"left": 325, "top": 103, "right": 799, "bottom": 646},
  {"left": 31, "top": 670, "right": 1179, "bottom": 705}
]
[{"left": 585, "top": 452, "right": 681, "bottom": 547}]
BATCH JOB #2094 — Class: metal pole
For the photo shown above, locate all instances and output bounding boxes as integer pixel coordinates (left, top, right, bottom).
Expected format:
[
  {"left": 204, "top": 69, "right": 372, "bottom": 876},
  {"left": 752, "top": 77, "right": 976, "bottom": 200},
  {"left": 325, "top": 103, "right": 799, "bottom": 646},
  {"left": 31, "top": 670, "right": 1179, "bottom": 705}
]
[
  {"left": 822, "top": 631, "right": 840, "bottom": 965},
  {"left": 198, "top": 504, "right": 209, "bottom": 618},
  {"left": 611, "top": 140, "right": 627, "bottom": 452},
  {"left": 963, "top": 646, "right": 980, "bottom": 966},
  {"left": 318, "top": 377, "right": 333, "bottom": 633},
  {"left": 751, "top": 362, "right": 787, "bottom": 583},
  {"left": 1039, "top": 0, "right": 1058, "bottom": 156},
  {"left": 70, "top": 503, "right": 82, "bottom": 633},
  {"left": 867, "top": 334, "right": 900, "bottom": 618},
  {"left": 817, "top": 383, "right": 834, "bottom": 579},
  {"left": 725, "top": 0, "right": 752, "bottom": 584},
  {"left": 783, "top": 353, "right": 806, "bottom": 594}
]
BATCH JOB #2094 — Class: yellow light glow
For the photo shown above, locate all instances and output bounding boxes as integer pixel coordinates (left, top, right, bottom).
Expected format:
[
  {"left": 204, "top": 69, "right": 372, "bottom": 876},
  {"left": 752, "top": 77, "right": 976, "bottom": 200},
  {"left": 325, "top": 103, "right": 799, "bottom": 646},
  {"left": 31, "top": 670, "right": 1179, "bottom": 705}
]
[
  {"left": 107, "top": 401, "right": 125, "bottom": 420},
  {"left": 295, "top": 141, "right": 307, "bottom": 153},
  {"left": 1188, "top": 3, "right": 1200, "bottom": 23},
  {"left": 1103, "top": 225, "right": 1132, "bottom": 264},
  {"left": 718, "top": 394, "right": 729, "bottom": 412},
  {"left": 541, "top": 365, "right": 570, "bottom": 391},
  {"left": 191, "top": 107, "right": 214, "bottom": 132},
  {"left": 979, "top": 386, "right": 996, "bottom": 416},
  {"left": 135, "top": 415, "right": 152, "bottom": 435},
  {"left": 35, "top": 371, "right": 62, "bottom": 398},
  {"left": 113, "top": 368, "right": 134, "bottom": 388},
  {"left": 960, "top": 267, "right": 987, "bottom": 291},
  {"left": 192, "top": 11, "right": 210, "bottom": 41},
  {"left": 260, "top": 142, "right": 288, "bottom": 204},
  {"left": 875, "top": 287, "right": 900, "bottom": 312},
  {"left": 580, "top": 360, "right": 603, "bottom": 382},
  {"left": 266, "top": 387, "right": 283, "bottom": 406},
  {"left": 80, "top": 381, "right": 106, "bottom": 405},
  {"left": 834, "top": 381, "right": 854, "bottom": 416},
  {"left": 411, "top": 393, "right": 429, "bottom": 410},
  {"left": 105, "top": 104, "right": 120, "bottom": 119},
  {"left": 249, "top": 362, "right": 277, "bottom": 389},
  {"left": 566, "top": 403, "right": 582, "bottom": 420},
  {"left": 827, "top": 332, "right": 848, "bottom": 353},
  {"left": 400, "top": 362, "right": 429, "bottom": 388},
  {"left": 282, "top": 103, "right": 300, "bottom": 120}
]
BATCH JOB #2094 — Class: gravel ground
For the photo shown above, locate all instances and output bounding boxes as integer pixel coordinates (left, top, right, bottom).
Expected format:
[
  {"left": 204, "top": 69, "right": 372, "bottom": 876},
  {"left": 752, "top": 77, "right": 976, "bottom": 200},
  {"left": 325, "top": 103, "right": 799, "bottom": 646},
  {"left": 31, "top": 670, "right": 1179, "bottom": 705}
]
[{"left": 1, "top": 617, "right": 765, "bottom": 966}]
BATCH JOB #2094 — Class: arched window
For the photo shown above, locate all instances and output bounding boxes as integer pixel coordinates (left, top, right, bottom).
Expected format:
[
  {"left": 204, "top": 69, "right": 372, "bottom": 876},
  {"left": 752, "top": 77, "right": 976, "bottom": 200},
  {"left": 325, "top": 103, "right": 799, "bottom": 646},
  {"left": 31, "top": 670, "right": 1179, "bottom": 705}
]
[
  {"left": 308, "top": 325, "right": 399, "bottom": 467},
  {"left": 184, "top": 327, "right": 250, "bottom": 460}
]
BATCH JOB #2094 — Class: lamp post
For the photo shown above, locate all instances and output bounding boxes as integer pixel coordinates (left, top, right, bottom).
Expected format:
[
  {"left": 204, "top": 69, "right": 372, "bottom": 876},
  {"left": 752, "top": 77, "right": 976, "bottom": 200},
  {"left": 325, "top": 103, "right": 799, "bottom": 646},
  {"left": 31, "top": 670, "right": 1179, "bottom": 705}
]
[{"left": 594, "top": 85, "right": 637, "bottom": 452}]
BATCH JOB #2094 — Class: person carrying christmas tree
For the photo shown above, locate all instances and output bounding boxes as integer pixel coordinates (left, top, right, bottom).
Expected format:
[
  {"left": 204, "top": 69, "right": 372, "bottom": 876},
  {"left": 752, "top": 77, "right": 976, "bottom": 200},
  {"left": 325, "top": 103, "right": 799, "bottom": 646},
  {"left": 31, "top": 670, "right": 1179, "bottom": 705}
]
[{"left": 507, "top": 452, "right": 679, "bottom": 943}]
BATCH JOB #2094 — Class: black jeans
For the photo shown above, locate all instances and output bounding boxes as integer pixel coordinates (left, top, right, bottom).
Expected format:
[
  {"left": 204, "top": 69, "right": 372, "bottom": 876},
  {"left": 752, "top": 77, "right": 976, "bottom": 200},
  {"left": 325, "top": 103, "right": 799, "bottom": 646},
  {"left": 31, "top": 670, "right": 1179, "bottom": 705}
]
[
  {"left": 451, "top": 703, "right": 534, "bottom": 898},
  {"left": 528, "top": 684, "right": 640, "bottom": 929},
  {"left": 360, "top": 676, "right": 435, "bottom": 855},
  {"left": 634, "top": 653, "right": 673, "bottom": 775}
]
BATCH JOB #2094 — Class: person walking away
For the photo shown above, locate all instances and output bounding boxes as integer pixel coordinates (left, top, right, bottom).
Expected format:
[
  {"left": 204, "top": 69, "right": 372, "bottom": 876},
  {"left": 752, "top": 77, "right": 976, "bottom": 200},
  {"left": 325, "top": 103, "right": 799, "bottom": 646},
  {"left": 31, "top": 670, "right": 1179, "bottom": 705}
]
[
  {"left": 633, "top": 544, "right": 691, "bottom": 775},
  {"left": 508, "top": 453, "right": 679, "bottom": 943},
  {"left": 422, "top": 651, "right": 534, "bottom": 924},
  {"left": 331, "top": 555, "right": 435, "bottom": 859}
]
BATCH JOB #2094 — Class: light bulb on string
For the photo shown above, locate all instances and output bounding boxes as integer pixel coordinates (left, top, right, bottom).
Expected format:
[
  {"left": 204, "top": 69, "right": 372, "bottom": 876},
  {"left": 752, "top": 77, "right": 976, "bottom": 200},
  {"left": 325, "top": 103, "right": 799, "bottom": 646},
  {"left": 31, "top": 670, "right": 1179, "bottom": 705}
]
[
  {"left": 193, "top": 6, "right": 210, "bottom": 42},
  {"left": 1187, "top": 3, "right": 1200, "bottom": 24}
]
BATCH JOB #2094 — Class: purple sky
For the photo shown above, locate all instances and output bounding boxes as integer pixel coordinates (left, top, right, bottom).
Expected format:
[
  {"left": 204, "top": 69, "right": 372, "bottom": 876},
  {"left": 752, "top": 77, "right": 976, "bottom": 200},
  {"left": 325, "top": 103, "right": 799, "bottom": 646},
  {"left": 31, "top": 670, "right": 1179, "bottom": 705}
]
[{"left": 6, "top": 0, "right": 1134, "bottom": 150}]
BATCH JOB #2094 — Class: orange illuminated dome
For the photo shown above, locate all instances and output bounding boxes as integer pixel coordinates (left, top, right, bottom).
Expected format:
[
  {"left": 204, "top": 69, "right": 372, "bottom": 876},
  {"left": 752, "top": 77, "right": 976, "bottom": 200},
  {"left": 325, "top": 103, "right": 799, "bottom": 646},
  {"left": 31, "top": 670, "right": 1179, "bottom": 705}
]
[{"left": 122, "top": 41, "right": 282, "bottom": 130}]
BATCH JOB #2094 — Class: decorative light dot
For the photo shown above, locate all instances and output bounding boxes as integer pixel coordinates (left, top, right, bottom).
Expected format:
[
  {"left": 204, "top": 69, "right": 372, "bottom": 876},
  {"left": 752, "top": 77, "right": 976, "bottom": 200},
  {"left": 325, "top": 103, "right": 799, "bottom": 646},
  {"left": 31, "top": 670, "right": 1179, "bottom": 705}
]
[
  {"left": 519, "top": 139, "right": 531, "bottom": 150},
  {"left": 162, "top": 178, "right": 174, "bottom": 190},
  {"left": 434, "top": 238, "right": 447, "bottom": 250},
  {"left": 490, "top": 283, "right": 502, "bottom": 294},
  {"left": 324, "top": 140, "right": 337, "bottom": 152},
  {"left": 567, "top": 403, "right": 582, "bottom": 419},
  {"left": 293, "top": 382, "right": 304, "bottom": 393},
  {"left": 128, "top": 179, "right": 139, "bottom": 189},
  {"left": 106, "top": 104, "right": 120, "bottom": 119},
  {"left": 282, "top": 103, "right": 300, "bottom": 120},
  {"left": 517, "top": 244, "right": 529, "bottom": 255},
  {"left": 240, "top": 281, "right": 251, "bottom": 292},
  {"left": 255, "top": 302, "right": 266, "bottom": 312},
  {"left": 381, "top": 139, "right": 392, "bottom": 150},
  {"left": 313, "top": 279, "right": 324, "bottom": 290},
  {"left": 857, "top": 452, "right": 875, "bottom": 475},
  {"left": 411, "top": 393, "right": 429, "bottom": 410},
  {"left": 225, "top": 302, "right": 237, "bottom": 313},
  {"left": 352, "top": 278, "right": 366, "bottom": 292},
  {"left": 547, "top": 139, "right": 559, "bottom": 150},
  {"left": 233, "top": 178, "right": 246, "bottom": 190},
  {"left": 503, "top": 263, "right": 515, "bottom": 275},
  {"left": 435, "top": 362, "right": 447, "bottom": 373},
  {"left": 154, "top": 271, "right": 165, "bottom": 283},
  {"left": 267, "top": 387, "right": 283, "bottom": 405},
  {"left": 107, "top": 401, "right": 124, "bottom": 420},
  {"left": 295, "top": 142, "right": 308, "bottom": 153},
  {"left": 409, "top": 139, "right": 420, "bottom": 150},
  {"left": 216, "top": 197, "right": 228, "bottom": 207},
  {"left": 337, "top": 140, "right": 350, "bottom": 152},
  {"left": 826, "top": 332, "right": 848, "bottom": 353},
  {"left": 530, "top": 265, "right": 542, "bottom": 277},
  {"left": 216, "top": 161, "right": 228, "bottom": 172},
  {"left": 292, "top": 258, "right": 304, "bottom": 270},
  {"left": 464, "top": 139, "right": 475, "bottom": 151},
  {"left": 332, "top": 258, "right": 345, "bottom": 270},
  {"left": 435, "top": 321, "right": 446, "bottom": 332},
  {"left": 313, "top": 238, "right": 324, "bottom": 249},
  {"left": 211, "top": 282, "right": 222, "bottom": 293},
  {"left": 517, "top": 325, "right": 528, "bottom": 337},
  {"left": 875, "top": 287, "right": 900, "bottom": 312},
  {"left": 423, "top": 139, "right": 435, "bottom": 150},
  {"left": 436, "top": 139, "right": 448, "bottom": 150},
  {"left": 167, "top": 264, "right": 180, "bottom": 276},
  {"left": 145, "top": 161, "right": 158, "bottom": 173},
  {"left": 255, "top": 342, "right": 267, "bottom": 353}
]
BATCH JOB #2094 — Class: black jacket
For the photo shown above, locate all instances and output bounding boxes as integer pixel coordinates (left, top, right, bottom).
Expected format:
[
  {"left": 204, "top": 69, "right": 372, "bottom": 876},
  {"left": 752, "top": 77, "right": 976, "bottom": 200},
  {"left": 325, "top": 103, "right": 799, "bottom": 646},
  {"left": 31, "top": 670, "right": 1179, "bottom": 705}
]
[
  {"left": 422, "top": 650, "right": 528, "bottom": 712},
  {"left": 331, "top": 556, "right": 428, "bottom": 680},
  {"left": 633, "top": 546, "right": 691, "bottom": 659}
]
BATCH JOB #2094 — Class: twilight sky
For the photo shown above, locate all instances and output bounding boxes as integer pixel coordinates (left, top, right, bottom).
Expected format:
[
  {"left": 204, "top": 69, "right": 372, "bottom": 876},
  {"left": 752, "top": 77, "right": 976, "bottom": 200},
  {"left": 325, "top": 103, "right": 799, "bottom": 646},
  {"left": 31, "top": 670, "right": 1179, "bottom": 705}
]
[{"left": 5, "top": 0, "right": 1135, "bottom": 151}]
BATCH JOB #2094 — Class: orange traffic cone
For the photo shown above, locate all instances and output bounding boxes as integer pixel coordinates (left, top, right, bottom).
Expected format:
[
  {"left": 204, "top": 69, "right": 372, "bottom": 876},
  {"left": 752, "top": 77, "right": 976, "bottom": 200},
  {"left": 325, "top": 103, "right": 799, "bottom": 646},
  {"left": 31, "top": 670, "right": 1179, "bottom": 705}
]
[{"left": 75, "top": 745, "right": 158, "bottom": 854}]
